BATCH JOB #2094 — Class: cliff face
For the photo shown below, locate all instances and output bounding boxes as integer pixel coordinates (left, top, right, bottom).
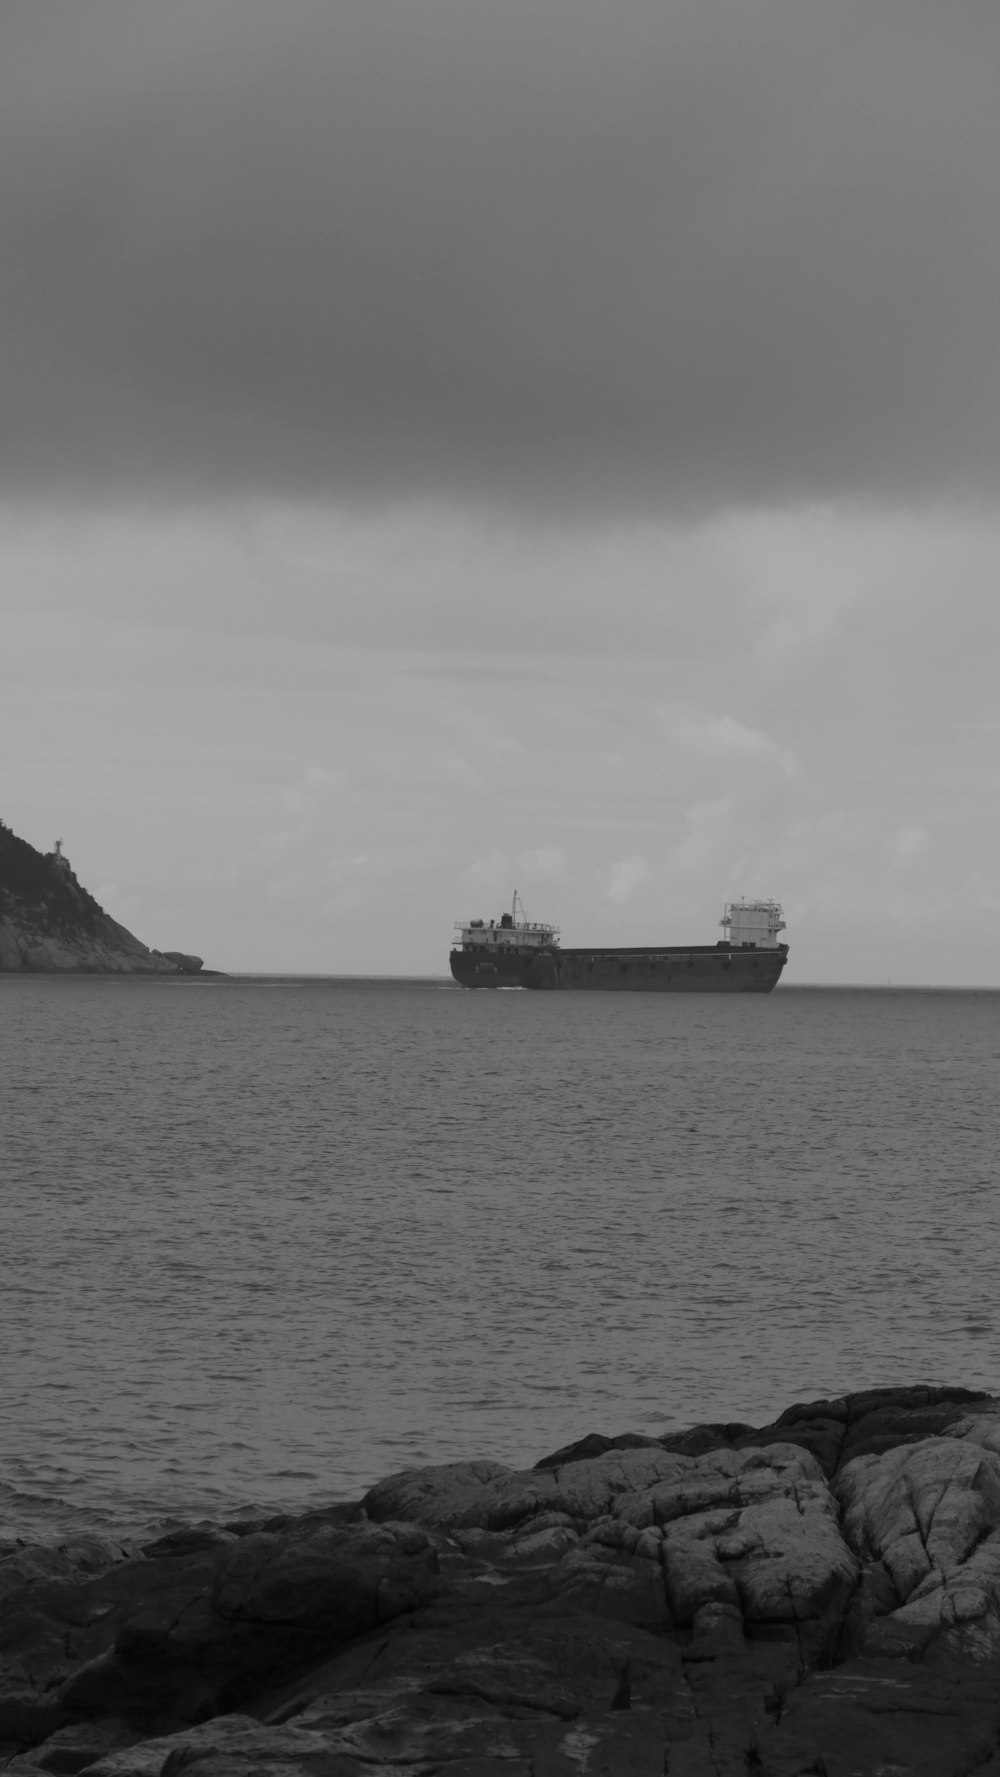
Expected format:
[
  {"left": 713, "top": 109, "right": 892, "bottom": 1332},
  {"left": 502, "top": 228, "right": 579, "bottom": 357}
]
[{"left": 0, "top": 822, "right": 204, "bottom": 974}]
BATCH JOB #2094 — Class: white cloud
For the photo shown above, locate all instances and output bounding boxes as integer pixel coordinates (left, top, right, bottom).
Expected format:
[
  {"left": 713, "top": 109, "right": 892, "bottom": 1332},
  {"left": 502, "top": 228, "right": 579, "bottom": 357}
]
[
  {"left": 674, "top": 712, "right": 800, "bottom": 779},
  {"left": 608, "top": 856, "right": 649, "bottom": 903},
  {"left": 516, "top": 847, "right": 566, "bottom": 882}
]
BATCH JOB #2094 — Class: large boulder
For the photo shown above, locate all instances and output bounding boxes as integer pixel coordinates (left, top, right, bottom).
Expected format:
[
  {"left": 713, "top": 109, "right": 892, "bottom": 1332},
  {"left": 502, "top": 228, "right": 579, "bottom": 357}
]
[
  {"left": 747, "top": 1383, "right": 996, "bottom": 1476},
  {"left": 837, "top": 1434, "right": 1000, "bottom": 1660},
  {"left": 547, "top": 1445, "right": 858, "bottom": 1665},
  {"left": 363, "top": 1445, "right": 731, "bottom": 1532},
  {"left": 0, "top": 1536, "right": 148, "bottom": 1743},
  {"left": 0, "top": 1522, "right": 438, "bottom": 1745}
]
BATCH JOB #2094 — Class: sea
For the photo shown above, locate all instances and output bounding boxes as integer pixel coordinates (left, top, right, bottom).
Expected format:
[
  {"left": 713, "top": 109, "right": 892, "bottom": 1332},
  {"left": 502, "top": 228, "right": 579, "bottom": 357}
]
[{"left": 2, "top": 975, "right": 999, "bottom": 1545}]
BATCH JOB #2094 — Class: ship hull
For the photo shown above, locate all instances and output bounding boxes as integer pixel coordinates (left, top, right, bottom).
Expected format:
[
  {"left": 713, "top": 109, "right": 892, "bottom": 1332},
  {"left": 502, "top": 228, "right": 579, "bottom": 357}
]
[
  {"left": 450, "top": 943, "right": 787, "bottom": 992},
  {"left": 449, "top": 948, "right": 534, "bottom": 989}
]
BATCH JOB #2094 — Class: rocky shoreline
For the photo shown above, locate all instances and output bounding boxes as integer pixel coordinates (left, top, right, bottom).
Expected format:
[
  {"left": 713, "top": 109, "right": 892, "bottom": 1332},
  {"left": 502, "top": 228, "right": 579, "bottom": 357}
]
[{"left": 4, "top": 1386, "right": 1000, "bottom": 1775}]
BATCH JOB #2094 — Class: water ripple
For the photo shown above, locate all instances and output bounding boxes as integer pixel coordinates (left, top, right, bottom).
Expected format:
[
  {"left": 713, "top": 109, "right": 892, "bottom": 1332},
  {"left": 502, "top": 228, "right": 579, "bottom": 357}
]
[{"left": 1, "top": 977, "right": 998, "bottom": 1538}]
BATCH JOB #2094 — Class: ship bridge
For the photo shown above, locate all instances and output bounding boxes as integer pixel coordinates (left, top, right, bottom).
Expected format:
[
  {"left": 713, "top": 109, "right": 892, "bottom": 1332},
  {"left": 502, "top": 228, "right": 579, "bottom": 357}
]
[
  {"left": 455, "top": 891, "right": 558, "bottom": 951},
  {"left": 455, "top": 916, "right": 558, "bottom": 951},
  {"left": 720, "top": 899, "right": 786, "bottom": 949}
]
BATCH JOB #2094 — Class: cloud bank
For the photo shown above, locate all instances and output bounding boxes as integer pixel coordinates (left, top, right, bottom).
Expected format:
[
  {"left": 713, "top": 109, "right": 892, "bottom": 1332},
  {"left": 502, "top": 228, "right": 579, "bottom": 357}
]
[{"left": 4, "top": 0, "right": 999, "bottom": 511}]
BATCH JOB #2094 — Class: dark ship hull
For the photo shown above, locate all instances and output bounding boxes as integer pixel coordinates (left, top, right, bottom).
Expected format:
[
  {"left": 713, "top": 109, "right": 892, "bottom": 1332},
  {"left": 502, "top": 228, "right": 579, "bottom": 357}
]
[
  {"left": 448, "top": 948, "right": 533, "bottom": 990},
  {"left": 450, "top": 941, "right": 788, "bottom": 993}
]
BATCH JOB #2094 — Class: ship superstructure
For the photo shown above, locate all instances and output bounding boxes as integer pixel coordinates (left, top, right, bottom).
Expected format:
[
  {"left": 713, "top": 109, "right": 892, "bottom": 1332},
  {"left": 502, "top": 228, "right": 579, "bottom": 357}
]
[{"left": 719, "top": 899, "right": 786, "bottom": 948}]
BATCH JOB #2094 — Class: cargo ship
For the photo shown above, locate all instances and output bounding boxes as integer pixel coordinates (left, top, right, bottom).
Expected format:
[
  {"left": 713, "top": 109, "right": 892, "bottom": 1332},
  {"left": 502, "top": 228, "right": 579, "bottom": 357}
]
[{"left": 450, "top": 894, "right": 788, "bottom": 992}]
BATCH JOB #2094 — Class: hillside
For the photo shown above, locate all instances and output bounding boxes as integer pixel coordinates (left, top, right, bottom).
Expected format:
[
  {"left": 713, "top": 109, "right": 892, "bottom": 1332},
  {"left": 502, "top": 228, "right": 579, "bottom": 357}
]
[{"left": 0, "top": 822, "right": 204, "bottom": 973}]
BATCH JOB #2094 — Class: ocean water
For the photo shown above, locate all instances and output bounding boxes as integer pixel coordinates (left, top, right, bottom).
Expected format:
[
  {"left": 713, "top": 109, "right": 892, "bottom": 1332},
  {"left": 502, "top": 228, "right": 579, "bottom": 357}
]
[{"left": 2, "top": 974, "right": 999, "bottom": 1542}]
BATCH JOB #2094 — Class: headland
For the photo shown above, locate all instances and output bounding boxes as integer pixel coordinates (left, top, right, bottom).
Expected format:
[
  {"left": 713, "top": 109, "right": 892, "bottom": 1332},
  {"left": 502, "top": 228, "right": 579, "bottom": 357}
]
[
  {"left": 0, "top": 822, "right": 207, "bottom": 974},
  {"left": 3, "top": 1384, "right": 1000, "bottom": 1775}
]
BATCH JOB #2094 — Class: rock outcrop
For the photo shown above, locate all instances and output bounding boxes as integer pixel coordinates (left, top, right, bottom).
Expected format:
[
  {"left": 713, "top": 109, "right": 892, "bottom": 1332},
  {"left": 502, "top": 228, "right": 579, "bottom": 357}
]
[
  {"left": 158, "top": 952, "right": 205, "bottom": 974},
  {"left": 5, "top": 1387, "right": 1000, "bottom": 1776},
  {"left": 0, "top": 822, "right": 205, "bottom": 974}
]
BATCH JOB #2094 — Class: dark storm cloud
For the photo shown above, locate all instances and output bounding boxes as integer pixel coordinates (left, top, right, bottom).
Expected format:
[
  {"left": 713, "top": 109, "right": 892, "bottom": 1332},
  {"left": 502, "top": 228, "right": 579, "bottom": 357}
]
[{"left": 3, "top": 0, "right": 1000, "bottom": 511}]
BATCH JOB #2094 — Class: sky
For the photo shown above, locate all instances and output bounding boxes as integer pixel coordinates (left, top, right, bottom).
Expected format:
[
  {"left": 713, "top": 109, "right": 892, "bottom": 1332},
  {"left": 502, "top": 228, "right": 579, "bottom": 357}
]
[{"left": 2, "top": 0, "right": 999, "bottom": 981}]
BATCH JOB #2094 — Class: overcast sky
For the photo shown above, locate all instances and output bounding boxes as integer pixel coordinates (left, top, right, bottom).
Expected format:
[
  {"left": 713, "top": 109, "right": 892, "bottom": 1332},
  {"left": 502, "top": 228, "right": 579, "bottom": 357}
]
[{"left": 3, "top": 0, "right": 999, "bottom": 981}]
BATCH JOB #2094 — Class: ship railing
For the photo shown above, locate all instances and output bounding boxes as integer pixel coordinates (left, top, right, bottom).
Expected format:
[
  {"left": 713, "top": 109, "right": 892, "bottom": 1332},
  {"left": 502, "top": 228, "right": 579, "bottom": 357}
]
[
  {"left": 454, "top": 931, "right": 564, "bottom": 945},
  {"left": 453, "top": 921, "right": 560, "bottom": 939}
]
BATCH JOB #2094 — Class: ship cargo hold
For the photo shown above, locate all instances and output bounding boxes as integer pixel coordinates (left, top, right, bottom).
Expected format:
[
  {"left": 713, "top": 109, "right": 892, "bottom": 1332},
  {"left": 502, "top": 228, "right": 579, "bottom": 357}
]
[{"left": 449, "top": 895, "right": 788, "bottom": 992}]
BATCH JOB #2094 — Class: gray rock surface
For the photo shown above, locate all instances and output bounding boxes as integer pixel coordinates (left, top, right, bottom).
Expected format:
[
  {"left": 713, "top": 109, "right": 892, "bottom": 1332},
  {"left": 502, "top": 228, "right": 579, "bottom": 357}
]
[
  {"left": 0, "top": 913, "right": 181, "bottom": 974},
  {"left": 5, "top": 1387, "right": 1000, "bottom": 1776}
]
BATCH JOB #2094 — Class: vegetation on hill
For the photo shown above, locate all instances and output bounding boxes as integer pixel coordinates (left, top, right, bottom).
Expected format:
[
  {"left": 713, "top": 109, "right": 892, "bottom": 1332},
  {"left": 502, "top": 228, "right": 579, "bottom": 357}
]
[{"left": 0, "top": 820, "right": 105, "bottom": 934}]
